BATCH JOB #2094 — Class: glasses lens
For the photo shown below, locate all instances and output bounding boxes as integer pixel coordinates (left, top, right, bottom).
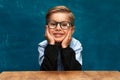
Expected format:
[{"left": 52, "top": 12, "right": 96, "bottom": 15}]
[
  {"left": 61, "top": 22, "right": 70, "bottom": 29},
  {"left": 48, "top": 21, "right": 56, "bottom": 29}
]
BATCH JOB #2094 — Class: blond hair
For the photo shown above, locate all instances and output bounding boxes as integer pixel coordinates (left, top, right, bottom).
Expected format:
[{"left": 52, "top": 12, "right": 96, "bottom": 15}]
[{"left": 46, "top": 6, "right": 74, "bottom": 25}]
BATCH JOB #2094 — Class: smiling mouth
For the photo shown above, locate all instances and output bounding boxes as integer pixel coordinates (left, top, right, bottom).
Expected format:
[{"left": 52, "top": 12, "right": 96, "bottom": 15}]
[{"left": 53, "top": 33, "right": 64, "bottom": 37}]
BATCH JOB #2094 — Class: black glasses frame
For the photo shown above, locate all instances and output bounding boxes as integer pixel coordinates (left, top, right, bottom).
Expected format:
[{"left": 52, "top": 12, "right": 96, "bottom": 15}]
[{"left": 47, "top": 21, "right": 73, "bottom": 29}]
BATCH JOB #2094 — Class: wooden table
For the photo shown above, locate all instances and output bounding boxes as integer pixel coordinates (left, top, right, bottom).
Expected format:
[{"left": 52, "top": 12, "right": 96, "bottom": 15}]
[{"left": 0, "top": 71, "right": 120, "bottom": 80}]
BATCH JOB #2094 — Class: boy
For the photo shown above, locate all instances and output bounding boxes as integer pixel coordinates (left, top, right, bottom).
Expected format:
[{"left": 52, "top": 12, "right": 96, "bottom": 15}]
[{"left": 38, "top": 6, "right": 82, "bottom": 71}]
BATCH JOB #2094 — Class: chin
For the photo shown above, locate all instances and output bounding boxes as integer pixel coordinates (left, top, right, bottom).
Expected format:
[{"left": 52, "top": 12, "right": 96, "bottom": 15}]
[
  {"left": 54, "top": 38, "right": 63, "bottom": 43},
  {"left": 55, "top": 40, "right": 62, "bottom": 43},
  {"left": 54, "top": 36, "right": 65, "bottom": 42}
]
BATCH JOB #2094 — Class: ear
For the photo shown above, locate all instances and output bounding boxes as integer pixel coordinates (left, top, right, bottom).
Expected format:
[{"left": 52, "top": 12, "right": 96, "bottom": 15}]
[{"left": 71, "top": 26, "right": 75, "bottom": 35}]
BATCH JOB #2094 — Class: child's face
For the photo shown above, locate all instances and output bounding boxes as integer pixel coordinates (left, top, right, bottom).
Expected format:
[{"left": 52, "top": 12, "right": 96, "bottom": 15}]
[{"left": 46, "top": 12, "right": 74, "bottom": 43}]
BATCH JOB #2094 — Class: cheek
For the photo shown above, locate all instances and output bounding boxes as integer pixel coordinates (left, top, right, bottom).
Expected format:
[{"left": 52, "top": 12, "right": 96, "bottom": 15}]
[{"left": 48, "top": 29, "right": 54, "bottom": 35}]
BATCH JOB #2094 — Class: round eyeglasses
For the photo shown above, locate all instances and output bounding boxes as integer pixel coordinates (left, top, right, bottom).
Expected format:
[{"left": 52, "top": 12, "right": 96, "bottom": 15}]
[{"left": 47, "top": 21, "right": 73, "bottom": 30}]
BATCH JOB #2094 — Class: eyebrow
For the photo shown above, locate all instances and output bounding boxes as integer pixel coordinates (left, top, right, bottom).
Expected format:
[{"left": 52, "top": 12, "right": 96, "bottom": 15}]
[{"left": 48, "top": 20, "right": 71, "bottom": 23}]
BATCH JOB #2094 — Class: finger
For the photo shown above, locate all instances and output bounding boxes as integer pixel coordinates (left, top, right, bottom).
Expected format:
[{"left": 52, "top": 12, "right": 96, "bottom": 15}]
[
  {"left": 65, "top": 27, "right": 72, "bottom": 41},
  {"left": 67, "top": 27, "right": 72, "bottom": 38},
  {"left": 45, "top": 26, "right": 49, "bottom": 39},
  {"left": 45, "top": 26, "right": 47, "bottom": 37}
]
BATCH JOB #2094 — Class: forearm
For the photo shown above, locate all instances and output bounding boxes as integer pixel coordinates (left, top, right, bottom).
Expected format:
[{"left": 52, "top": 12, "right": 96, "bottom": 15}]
[
  {"left": 61, "top": 46, "right": 81, "bottom": 70},
  {"left": 40, "top": 44, "right": 58, "bottom": 71}
]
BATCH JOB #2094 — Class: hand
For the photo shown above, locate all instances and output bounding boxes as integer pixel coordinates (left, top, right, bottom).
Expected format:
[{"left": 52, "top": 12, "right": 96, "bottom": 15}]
[
  {"left": 45, "top": 26, "right": 55, "bottom": 45},
  {"left": 61, "top": 27, "right": 73, "bottom": 48}
]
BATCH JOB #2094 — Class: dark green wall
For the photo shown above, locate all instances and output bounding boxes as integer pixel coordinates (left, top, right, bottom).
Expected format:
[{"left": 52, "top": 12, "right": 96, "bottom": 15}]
[{"left": 0, "top": 0, "right": 120, "bottom": 72}]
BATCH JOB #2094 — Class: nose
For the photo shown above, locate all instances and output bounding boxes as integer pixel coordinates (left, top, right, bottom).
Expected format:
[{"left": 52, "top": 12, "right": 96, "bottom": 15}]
[{"left": 56, "top": 23, "right": 61, "bottom": 30}]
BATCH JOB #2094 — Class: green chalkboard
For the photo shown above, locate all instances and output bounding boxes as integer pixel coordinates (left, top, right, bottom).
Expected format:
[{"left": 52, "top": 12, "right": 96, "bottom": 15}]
[{"left": 0, "top": 0, "right": 120, "bottom": 72}]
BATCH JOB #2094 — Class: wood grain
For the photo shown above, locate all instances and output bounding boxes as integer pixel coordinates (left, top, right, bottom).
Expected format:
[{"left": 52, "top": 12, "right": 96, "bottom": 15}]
[{"left": 0, "top": 71, "right": 120, "bottom": 80}]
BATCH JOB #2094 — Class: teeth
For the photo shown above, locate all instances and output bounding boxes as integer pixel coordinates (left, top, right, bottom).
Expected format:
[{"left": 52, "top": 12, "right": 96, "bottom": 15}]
[
  {"left": 56, "top": 34, "right": 62, "bottom": 36},
  {"left": 54, "top": 33, "right": 62, "bottom": 35}
]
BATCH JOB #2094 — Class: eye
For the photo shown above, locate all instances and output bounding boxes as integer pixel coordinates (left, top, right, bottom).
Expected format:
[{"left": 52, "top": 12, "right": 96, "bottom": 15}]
[{"left": 61, "top": 22, "right": 69, "bottom": 27}]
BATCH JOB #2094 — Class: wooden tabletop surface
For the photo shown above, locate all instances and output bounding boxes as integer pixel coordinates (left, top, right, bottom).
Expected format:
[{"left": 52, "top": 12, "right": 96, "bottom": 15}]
[{"left": 0, "top": 71, "right": 120, "bottom": 80}]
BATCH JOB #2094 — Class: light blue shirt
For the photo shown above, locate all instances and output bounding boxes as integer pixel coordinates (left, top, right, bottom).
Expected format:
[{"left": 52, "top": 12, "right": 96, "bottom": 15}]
[{"left": 38, "top": 37, "right": 83, "bottom": 66}]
